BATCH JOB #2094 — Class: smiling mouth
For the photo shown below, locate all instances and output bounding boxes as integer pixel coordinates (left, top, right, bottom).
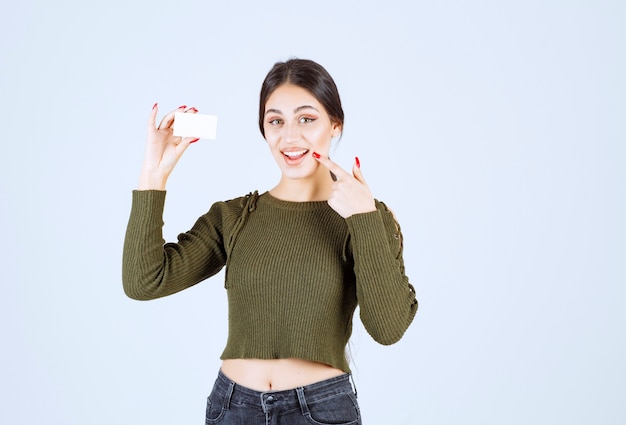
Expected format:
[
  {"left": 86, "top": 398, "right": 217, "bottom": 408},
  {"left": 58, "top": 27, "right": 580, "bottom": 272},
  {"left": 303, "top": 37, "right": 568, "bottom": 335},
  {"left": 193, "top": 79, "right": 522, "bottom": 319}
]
[{"left": 282, "top": 149, "right": 309, "bottom": 161}]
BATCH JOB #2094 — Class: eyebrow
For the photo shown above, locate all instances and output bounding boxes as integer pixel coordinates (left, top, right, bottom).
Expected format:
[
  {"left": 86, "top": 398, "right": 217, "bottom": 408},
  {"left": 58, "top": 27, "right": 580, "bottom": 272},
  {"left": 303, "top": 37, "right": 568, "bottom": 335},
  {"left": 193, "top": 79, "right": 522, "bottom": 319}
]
[{"left": 264, "top": 105, "right": 320, "bottom": 116}]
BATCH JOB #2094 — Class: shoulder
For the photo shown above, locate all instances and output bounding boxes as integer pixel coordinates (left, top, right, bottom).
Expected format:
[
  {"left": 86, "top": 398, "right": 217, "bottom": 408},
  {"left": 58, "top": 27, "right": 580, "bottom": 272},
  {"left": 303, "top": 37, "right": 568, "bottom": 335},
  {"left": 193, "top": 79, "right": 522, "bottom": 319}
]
[
  {"left": 207, "top": 191, "right": 259, "bottom": 219},
  {"left": 374, "top": 199, "right": 402, "bottom": 238},
  {"left": 374, "top": 199, "right": 399, "bottom": 221}
]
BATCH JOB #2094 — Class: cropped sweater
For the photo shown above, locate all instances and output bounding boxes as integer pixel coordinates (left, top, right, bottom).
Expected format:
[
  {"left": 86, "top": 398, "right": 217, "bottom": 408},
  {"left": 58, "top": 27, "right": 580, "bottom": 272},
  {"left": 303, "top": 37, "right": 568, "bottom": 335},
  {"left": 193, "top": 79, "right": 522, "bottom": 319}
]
[{"left": 122, "top": 190, "right": 418, "bottom": 372}]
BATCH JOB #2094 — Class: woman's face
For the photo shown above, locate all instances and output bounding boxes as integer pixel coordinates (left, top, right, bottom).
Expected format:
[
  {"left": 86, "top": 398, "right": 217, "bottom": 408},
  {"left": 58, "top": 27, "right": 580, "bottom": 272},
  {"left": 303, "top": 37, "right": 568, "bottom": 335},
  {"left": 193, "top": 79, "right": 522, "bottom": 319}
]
[{"left": 263, "top": 84, "right": 341, "bottom": 181}]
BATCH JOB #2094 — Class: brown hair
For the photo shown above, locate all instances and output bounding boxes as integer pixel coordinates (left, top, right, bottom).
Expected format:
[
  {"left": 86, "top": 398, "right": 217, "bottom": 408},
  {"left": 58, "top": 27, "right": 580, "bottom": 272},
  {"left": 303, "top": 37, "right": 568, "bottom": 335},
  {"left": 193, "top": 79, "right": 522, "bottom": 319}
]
[{"left": 258, "top": 59, "right": 344, "bottom": 138}]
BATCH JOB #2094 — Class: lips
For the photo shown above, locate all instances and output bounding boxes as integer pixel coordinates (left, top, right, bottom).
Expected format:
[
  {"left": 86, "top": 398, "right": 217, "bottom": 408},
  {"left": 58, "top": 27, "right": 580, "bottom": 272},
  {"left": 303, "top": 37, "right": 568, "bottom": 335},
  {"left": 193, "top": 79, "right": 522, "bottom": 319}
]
[{"left": 281, "top": 148, "right": 309, "bottom": 164}]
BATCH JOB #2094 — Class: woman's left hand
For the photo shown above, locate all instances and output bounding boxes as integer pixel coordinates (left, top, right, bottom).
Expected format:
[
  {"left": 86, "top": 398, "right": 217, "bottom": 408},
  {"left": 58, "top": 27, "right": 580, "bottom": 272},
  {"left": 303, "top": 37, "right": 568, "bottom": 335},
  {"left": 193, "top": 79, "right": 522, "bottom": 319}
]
[{"left": 313, "top": 153, "right": 376, "bottom": 218}]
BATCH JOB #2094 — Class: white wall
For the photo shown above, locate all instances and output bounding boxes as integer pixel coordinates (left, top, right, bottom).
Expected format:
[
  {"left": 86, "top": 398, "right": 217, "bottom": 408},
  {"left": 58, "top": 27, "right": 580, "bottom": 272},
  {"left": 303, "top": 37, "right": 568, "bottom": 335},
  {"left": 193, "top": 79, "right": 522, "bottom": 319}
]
[{"left": 1, "top": 1, "right": 624, "bottom": 424}]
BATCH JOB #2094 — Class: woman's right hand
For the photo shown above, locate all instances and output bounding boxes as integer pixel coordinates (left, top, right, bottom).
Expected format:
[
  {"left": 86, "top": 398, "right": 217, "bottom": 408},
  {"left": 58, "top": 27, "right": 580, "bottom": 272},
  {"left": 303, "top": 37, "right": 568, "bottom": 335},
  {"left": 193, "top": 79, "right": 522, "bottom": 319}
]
[{"left": 138, "top": 103, "right": 199, "bottom": 190}]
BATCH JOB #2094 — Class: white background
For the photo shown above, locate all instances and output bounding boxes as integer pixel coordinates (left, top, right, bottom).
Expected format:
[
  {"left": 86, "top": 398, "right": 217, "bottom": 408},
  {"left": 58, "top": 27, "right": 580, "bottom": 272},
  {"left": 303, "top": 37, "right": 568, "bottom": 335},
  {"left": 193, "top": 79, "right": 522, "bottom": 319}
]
[{"left": 1, "top": 1, "right": 624, "bottom": 424}]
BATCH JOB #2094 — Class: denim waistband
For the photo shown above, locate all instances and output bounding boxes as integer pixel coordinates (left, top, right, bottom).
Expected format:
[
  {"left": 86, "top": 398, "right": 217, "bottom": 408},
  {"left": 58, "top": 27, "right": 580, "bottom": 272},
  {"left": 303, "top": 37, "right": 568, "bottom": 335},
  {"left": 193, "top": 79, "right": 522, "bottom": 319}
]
[{"left": 213, "top": 369, "right": 355, "bottom": 414}]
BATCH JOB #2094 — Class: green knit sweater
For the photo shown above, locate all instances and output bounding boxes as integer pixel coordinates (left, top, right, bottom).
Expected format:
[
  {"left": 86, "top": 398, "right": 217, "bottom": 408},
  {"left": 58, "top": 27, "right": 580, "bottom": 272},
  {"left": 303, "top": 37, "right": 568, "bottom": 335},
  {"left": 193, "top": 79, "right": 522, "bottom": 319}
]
[{"left": 123, "top": 190, "right": 417, "bottom": 372}]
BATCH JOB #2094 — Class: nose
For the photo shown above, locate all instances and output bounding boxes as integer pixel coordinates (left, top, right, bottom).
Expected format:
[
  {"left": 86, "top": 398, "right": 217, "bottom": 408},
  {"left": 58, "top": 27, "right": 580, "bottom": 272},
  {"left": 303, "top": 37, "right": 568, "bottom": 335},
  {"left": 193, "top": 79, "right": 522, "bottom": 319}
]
[{"left": 284, "top": 121, "right": 300, "bottom": 143}]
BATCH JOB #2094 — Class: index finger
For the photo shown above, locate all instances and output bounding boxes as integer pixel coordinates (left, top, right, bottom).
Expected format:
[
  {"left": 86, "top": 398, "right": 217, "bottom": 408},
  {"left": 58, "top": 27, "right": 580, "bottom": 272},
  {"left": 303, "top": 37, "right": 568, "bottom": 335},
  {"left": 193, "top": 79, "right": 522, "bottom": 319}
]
[
  {"left": 312, "top": 152, "right": 351, "bottom": 180},
  {"left": 158, "top": 105, "right": 188, "bottom": 130},
  {"left": 147, "top": 102, "right": 158, "bottom": 130}
]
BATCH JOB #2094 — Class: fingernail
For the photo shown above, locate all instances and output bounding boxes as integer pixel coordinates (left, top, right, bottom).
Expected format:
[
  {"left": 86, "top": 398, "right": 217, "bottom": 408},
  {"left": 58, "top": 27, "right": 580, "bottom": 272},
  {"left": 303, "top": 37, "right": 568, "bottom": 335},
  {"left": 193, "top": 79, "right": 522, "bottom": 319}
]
[
  {"left": 178, "top": 105, "right": 187, "bottom": 109},
  {"left": 190, "top": 138, "right": 200, "bottom": 143},
  {"left": 355, "top": 156, "right": 361, "bottom": 168},
  {"left": 152, "top": 102, "right": 158, "bottom": 110},
  {"left": 312, "top": 152, "right": 321, "bottom": 159},
  {"left": 189, "top": 107, "right": 198, "bottom": 112}
]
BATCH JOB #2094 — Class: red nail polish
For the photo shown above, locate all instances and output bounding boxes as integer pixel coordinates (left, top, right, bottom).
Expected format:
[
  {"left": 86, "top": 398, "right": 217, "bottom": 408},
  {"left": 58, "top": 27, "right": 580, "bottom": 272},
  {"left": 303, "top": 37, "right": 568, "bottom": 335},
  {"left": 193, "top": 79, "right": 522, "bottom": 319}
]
[
  {"left": 189, "top": 107, "right": 198, "bottom": 112},
  {"left": 190, "top": 138, "right": 200, "bottom": 143},
  {"left": 152, "top": 102, "right": 158, "bottom": 110},
  {"left": 355, "top": 156, "right": 361, "bottom": 168},
  {"left": 312, "top": 152, "right": 321, "bottom": 159},
  {"left": 178, "top": 105, "right": 187, "bottom": 109}
]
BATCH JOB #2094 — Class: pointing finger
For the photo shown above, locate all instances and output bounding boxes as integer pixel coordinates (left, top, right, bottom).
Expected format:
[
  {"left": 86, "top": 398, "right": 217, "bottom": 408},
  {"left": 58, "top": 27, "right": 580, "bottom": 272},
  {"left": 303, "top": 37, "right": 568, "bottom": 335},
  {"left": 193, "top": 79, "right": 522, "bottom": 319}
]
[
  {"left": 312, "top": 152, "right": 351, "bottom": 180},
  {"left": 352, "top": 156, "right": 367, "bottom": 185}
]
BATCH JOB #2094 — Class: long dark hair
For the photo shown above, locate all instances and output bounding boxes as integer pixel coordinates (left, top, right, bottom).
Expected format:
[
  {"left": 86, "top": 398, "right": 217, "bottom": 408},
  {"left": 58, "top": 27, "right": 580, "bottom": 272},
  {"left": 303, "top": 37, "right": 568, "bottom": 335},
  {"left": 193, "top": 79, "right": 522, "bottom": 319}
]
[{"left": 258, "top": 59, "right": 344, "bottom": 138}]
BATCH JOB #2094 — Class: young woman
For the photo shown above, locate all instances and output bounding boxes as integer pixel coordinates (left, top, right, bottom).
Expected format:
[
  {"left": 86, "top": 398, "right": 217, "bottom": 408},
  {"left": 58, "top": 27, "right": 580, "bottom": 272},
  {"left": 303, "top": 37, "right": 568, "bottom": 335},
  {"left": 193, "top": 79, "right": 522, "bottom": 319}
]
[{"left": 123, "top": 58, "right": 418, "bottom": 424}]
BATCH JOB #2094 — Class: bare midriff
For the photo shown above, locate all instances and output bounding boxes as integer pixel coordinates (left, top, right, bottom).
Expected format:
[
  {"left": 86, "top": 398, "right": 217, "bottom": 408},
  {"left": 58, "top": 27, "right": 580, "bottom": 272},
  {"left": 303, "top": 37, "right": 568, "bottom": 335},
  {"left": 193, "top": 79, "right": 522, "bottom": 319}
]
[{"left": 220, "top": 358, "right": 346, "bottom": 392}]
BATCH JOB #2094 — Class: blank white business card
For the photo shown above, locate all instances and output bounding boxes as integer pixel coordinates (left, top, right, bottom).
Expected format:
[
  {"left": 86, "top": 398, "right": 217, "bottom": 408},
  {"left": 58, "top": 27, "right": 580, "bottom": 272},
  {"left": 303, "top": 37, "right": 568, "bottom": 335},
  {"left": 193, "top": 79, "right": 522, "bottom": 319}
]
[{"left": 173, "top": 112, "right": 218, "bottom": 140}]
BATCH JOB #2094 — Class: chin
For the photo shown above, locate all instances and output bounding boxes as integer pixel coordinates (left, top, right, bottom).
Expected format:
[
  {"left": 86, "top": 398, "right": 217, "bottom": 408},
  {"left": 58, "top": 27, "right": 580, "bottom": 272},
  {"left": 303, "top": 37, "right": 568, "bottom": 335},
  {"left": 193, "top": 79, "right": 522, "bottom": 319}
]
[
  {"left": 281, "top": 168, "right": 314, "bottom": 180},
  {"left": 281, "top": 162, "right": 320, "bottom": 180}
]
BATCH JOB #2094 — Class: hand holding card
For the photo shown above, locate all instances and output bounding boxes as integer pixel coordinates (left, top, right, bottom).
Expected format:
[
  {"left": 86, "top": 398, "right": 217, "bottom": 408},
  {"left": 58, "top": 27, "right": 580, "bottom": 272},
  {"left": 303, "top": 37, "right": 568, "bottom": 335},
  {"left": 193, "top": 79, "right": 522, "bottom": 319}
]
[{"left": 173, "top": 112, "right": 218, "bottom": 140}]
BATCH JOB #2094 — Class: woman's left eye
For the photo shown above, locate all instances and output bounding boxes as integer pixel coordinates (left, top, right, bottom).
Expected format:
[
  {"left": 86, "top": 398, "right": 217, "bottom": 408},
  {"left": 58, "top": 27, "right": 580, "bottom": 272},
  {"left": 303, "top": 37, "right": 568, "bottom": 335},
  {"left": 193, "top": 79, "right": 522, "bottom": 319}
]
[{"left": 299, "top": 117, "right": 315, "bottom": 124}]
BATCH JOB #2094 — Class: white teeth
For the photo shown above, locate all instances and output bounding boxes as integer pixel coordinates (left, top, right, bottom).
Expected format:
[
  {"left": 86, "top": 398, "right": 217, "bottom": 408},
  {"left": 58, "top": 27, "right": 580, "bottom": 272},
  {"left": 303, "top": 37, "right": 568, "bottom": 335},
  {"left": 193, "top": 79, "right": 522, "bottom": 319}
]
[{"left": 283, "top": 150, "right": 307, "bottom": 157}]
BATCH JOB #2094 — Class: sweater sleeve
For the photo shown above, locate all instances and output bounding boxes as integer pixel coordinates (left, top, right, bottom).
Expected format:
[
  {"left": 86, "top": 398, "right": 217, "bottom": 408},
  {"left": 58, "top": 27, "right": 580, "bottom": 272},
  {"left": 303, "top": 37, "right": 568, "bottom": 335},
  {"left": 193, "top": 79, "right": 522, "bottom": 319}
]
[
  {"left": 122, "top": 190, "right": 228, "bottom": 300},
  {"left": 345, "top": 200, "right": 418, "bottom": 345}
]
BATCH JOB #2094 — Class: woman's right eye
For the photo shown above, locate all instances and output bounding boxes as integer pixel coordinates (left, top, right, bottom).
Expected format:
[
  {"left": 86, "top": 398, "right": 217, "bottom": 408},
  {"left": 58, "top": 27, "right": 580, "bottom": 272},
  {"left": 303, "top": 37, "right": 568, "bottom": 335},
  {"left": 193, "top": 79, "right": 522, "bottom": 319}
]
[{"left": 268, "top": 118, "right": 282, "bottom": 125}]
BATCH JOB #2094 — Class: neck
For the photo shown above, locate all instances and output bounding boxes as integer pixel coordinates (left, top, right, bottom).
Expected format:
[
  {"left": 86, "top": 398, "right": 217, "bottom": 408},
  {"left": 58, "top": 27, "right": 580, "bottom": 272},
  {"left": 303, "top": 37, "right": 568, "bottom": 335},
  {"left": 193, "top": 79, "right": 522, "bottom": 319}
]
[{"left": 270, "top": 170, "right": 334, "bottom": 202}]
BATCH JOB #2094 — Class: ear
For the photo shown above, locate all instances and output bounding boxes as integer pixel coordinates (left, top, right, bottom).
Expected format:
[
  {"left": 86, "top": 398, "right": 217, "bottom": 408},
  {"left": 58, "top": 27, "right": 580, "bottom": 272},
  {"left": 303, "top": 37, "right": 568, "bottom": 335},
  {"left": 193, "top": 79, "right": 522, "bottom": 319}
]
[{"left": 331, "top": 121, "right": 342, "bottom": 138}]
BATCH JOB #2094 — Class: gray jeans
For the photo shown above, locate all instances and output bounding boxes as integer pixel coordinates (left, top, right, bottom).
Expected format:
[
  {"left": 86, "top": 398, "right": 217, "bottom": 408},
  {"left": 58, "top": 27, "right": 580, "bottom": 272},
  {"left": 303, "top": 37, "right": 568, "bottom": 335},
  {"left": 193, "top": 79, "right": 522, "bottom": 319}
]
[{"left": 205, "top": 369, "right": 361, "bottom": 425}]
